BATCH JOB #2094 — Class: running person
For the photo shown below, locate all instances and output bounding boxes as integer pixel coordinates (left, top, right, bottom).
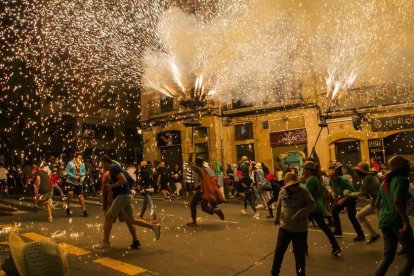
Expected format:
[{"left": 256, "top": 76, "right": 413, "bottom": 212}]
[
  {"left": 303, "top": 161, "right": 341, "bottom": 256},
  {"left": 94, "top": 156, "right": 160, "bottom": 249},
  {"left": 138, "top": 161, "right": 157, "bottom": 223},
  {"left": 65, "top": 152, "right": 88, "bottom": 217},
  {"left": 102, "top": 168, "right": 141, "bottom": 250}
]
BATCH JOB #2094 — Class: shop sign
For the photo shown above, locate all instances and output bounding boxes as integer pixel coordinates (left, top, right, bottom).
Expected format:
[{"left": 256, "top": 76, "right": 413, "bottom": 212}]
[
  {"left": 338, "top": 83, "right": 414, "bottom": 109},
  {"left": 270, "top": 128, "right": 307, "bottom": 147},
  {"left": 371, "top": 114, "right": 414, "bottom": 132},
  {"left": 156, "top": 131, "right": 181, "bottom": 147},
  {"left": 368, "top": 139, "right": 384, "bottom": 165}
]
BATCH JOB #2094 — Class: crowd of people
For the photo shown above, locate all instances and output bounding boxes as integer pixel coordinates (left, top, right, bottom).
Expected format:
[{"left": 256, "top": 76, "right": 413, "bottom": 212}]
[{"left": 1, "top": 152, "right": 414, "bottom": 276}]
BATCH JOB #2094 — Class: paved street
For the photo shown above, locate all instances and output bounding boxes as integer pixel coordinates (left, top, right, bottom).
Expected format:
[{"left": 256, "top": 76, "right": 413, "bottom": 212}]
[{"left": 0, "top": 195, "right": 412, "bottom": 276}]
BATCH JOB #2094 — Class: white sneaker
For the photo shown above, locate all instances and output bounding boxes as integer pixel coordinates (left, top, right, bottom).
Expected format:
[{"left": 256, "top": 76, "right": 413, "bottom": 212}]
[
  {"left": 93, "top": 241, "right": 111, "bottom": 249},
  {"left": 241, "top": 209, "right": 247, "bottom": 215},
  {"left": 48, "top": 217, "right": 53, "bottom": 222},
  {"left": 253, "top": 213, "right": 260, "bottom": 219},
  {"left": 153, "top": 224, "right": 161, "bottom": 240}
]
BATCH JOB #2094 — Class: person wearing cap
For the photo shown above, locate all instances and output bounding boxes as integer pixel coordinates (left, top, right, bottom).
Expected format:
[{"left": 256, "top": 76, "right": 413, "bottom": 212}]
[
  {"left": 2, "top": 233, "right": 68, "bottom": 276},
  {"left": 272, "top": 172, "right": 315, "bottom": 276},
  {"left": 329, "top": 162, "right": 365, "bottom": 241},
  {"left": 186, "top": 156, "right": 225, "bottom": 227},
  {"left": 347, "top": 161, "right": 381, "bottom": 244},
  {"left": 375, "top": 155, "right": 414, "bottom": 276},
  {"left": 303, "top": 161, "right": 341, "bottom": 256}
]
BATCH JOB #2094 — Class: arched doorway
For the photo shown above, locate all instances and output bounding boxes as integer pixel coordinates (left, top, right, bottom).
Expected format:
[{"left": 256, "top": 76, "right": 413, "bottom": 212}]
[
  {"left": 384, "top": 131, "right": 414, "bottom": 161},
  {"left": 333, "top": 139, "right": 362, "bottom": 171}
]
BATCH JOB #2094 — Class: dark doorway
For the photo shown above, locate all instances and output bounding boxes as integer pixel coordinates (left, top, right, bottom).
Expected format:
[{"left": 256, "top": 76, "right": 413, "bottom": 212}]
[
  {"left": 384, "top": 131, "right": 414, "bottom": 160},
  {"left": 236, "top": 143, "right": 255, "bottom": 162},
  {"left": 160, "top": 145, "right": 183, "bottom": 170},
  {"left": 334, "top": 140, "right": 361, "bottom": 171}
]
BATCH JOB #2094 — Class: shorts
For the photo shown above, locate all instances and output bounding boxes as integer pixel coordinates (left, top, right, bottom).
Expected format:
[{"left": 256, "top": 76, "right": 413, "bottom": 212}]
[
  {"left": 106, "top": 194, "right": 134, "bottom": 222},
  {"left": 39, "top": 191, "right": 53, "bottom": 206},
  {"left": 184, "top": 182, "right": 195, "bottom": 193},
  {"left": 67, "top": 184, "right": 83, "bottom": 196}
]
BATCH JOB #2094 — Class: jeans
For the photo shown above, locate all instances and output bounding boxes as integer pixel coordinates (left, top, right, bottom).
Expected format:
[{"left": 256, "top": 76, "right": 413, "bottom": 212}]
[
  {"left": 309, "top": 212, "right": 340, "bottom": 250},
  {"left": 139, "top": 192, "right": 156, "bottom": 218},
  {"left": 51, "top": 185, "right": 64, "bottom": 197},
  {"left": 267, "top": 196, "right": 278, "bottom": 217},
  {"left": 244, "top": 188, "right": 257, "bottom": 212},
  {"left": 272, "top": 227, "right": 307, "bottom": 276},
  {"left": 332, "top": 198, "right": 364, "bottom": 236},
  {"left": 356, "top": 204, "right": 379, "bottom": 237},
  {"left": 190, "top": 189, "right": 215, "bottom": 221},
  {"left": 375, "top": 227, "right": 414, "bottom": 276}
]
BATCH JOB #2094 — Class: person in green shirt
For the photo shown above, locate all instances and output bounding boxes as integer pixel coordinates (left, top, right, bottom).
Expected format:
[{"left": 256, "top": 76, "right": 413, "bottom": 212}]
[
  {"left": 303, "top": 161, "right": 341, "bottom": 256},
  {"left": 349, "top": 162, "right": 381, "bottom": 244},
  {"left": 375, "top": 156, "right": 414, "bottom": 276},
  {"left": 329, "top": 162, "right": 365, "bottom": 241}
]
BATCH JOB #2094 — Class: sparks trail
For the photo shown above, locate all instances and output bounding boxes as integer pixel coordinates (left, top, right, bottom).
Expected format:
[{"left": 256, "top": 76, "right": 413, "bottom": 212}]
[{"left": 233, "top": 250, "right": 275, "bottom": 276}]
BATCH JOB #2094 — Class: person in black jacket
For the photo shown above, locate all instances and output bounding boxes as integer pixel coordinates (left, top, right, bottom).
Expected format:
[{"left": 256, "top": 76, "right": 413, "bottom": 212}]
[
  {"left": 138, "top": 161, "right": 157, "bottom": 223},
  {"left": 265, "top": 174, "right": 280, "bottom": 219}
]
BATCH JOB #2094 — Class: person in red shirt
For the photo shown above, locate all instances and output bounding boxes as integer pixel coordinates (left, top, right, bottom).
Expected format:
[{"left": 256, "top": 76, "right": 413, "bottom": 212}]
[{"left": 50, "top": 166, "right": 65, "bottom": 199}]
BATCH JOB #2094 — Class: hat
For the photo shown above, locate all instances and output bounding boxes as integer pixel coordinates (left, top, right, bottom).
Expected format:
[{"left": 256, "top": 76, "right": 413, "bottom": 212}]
[
  {"left": 334, "top": 162, "right": 343, "bottom": 170},
  {"left": 303, "top": 161, "right": 317, "bottom": 170},
  {"left": 388, "top": 155, "right": 410, "bottom": 173},
  {"left": 255, "top": 163, "right": 262, "bottom": 169},
  {"left": 354, "top": 162, "right": 370, "bottom": 174},
  {"left": 9, "top": 233, "right": 68, "bottom": 276},
  {"left": 203, "top": 161, "right": 210, "bottom": 168}
]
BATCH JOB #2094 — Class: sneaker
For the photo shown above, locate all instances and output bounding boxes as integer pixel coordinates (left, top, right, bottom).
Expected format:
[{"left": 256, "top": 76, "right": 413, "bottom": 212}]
[
  {"left": 83, "top": 210, "right": 88, "bottom": 217},
  {"left": 266, "top": 215, "right": 274, "bottom": 219},
  {"left": 152, "top": 224, "right": 161, "bottom": 240},
  {"left": 253, "top": 213, "right": 260, "bottom": 219},
  {"left": 93, "top": 241, "right": 111, "bottom": 249},
  {"left": 48, "top": 217, "right": 53, "bottom": 223},
  {"left": 241, "top": 209, "right": 247, "bottom": 215},
  {"left": 215, "top": 209, "right": 225, "bottom": 221},
  {"left": 367, "top": 235, "right": 380, "bottom": 245},
  {"left": 186, "top": 221, "right": 197, "bottom": 227},
  {"left": 65, "top": 208, "right": 72, "bottom": 216},
  {"left": 332, "top": 247, "right": 342, "bottom": 256},
  {"left": 129, "top": 240, "right": 141, "bottom": 250},
  {"left": 353, "top": 235, "right": 365, "bottom": 242}
]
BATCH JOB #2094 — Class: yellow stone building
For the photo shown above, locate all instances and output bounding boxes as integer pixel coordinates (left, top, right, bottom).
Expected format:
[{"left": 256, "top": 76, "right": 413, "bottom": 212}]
[{"left": 141, "top": 82, "right": 414, "bottom": 174}]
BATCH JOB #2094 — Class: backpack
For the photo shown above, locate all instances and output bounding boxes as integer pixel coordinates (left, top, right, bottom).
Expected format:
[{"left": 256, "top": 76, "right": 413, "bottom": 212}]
[{"left": 123, "top": 171, "right": 136, "bottom": 190}]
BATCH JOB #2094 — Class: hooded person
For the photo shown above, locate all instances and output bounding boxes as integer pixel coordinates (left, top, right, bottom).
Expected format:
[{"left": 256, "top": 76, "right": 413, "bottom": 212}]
[
  {"left": 187, "top": 156, "right": 225, "bottom": 227},
  {"left": 272, "top": 172, "right": 315, "bottom": 276},
  {"left": 375, "top": 155, "right": 414, "bottom": 276}
]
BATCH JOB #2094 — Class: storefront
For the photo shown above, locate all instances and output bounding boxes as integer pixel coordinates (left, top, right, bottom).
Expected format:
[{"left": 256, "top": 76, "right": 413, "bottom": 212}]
[{"left": 270, "top": 128, "right": 307, "bottom": 175}]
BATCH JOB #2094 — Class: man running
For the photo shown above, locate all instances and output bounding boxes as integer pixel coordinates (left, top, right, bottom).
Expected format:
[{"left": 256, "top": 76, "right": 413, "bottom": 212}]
[
  {"left": 186, "top": 157, "right": 225, "bottom": 227},
  {"left": 94, "top": 156, "right": 160, "bottom": 249},
  {"left": 303, "top": 161, "right": 341, "bottom": 256},
  {"left": 138, "top": 161, "right": 157, "bottom": 223},
  {"left": 102, "top": 168, "right": 141, "bottom": 249},
  {"left": 329, "top": 162, "right": 365, "bottom": 241},
  {"left": 349, "top": 162, "right": 381, "bottom": 244},
  {"left": 65, "top": 152, "right": 88, "bottom": 217}
]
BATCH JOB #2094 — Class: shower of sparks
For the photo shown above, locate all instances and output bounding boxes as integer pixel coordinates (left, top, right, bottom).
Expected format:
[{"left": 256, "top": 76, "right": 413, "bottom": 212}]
[{"left": 1, "top": 0, "right": 414, "bottom": 160}]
